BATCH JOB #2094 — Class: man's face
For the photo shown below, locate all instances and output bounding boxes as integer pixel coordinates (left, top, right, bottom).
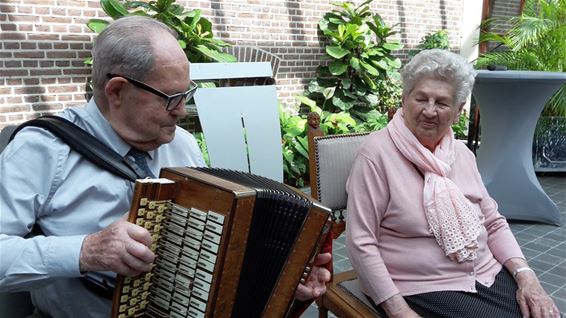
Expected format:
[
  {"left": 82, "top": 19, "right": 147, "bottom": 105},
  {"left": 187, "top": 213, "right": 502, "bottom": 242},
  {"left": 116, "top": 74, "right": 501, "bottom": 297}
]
[
  {"left": 402, "top": 76, "right": 462, "bottom": 150},
  {"left": 108, "top": 36, "right": 190, "bottom": 151}
]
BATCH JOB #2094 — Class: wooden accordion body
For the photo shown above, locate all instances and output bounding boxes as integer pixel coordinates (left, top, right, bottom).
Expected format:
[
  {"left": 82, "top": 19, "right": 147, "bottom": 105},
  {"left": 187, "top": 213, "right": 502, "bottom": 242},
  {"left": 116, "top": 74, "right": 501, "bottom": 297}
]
[{"left": 111, "top": 167, "right": 331, "bottom": 318}]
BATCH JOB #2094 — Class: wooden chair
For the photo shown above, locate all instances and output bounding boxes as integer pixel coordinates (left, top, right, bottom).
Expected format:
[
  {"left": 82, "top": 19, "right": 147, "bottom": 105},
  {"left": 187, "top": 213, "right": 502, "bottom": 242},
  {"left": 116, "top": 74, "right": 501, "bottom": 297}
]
[{"left": 307, "top": 128, "right": 384, "bottom": 318}]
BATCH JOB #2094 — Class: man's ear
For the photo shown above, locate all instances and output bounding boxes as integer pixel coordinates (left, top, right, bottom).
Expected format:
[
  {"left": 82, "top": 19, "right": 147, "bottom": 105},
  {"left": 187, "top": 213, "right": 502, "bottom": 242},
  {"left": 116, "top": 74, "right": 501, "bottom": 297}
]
[{"left": 104, "top": 77, "right": 126, "bottom": 108}]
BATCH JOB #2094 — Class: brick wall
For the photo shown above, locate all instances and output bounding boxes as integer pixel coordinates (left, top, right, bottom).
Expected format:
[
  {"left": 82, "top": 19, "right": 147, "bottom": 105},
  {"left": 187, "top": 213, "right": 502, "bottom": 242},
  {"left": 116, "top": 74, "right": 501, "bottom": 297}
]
[{"left": 1, "top": 0, "right": 469, "bottom": 129}]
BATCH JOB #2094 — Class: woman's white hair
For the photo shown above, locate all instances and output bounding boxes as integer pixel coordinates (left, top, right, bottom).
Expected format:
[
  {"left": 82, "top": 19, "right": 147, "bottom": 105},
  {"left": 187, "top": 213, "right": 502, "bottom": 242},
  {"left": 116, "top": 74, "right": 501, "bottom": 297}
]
[{"left": 401, "top": 49, "right": 477, "bottom": 105}]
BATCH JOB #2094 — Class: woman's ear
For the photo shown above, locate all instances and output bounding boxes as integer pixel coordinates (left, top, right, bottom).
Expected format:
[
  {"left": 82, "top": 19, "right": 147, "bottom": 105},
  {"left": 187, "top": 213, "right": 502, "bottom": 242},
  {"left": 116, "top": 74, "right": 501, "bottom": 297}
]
[
  {"left": 104, "top": 77, "right": 126, "bottom": 108},
  {"left": 453, "top": 102, "right": 466, "bottom": 124}
]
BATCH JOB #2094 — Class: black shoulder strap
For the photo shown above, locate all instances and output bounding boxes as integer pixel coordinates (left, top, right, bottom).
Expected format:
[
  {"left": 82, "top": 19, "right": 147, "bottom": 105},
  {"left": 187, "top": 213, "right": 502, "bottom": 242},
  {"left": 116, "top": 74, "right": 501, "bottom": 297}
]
[{"left": 10, "top": 116, "right": 141, "bottom": 182}]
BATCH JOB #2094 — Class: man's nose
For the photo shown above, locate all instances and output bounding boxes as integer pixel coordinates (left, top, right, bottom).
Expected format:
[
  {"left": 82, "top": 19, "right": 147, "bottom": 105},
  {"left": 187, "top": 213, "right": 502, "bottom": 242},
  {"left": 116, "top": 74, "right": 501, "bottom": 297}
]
[{"left": 170, "top": 102, "right": 188, "bottom": 117}]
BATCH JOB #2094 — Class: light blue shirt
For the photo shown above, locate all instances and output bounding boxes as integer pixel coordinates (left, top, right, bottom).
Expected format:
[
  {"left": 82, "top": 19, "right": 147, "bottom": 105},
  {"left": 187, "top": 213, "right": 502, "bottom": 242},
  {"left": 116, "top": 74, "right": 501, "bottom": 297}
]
[{"left": 0, "top": 99, "right": 205, "bottom": 317}]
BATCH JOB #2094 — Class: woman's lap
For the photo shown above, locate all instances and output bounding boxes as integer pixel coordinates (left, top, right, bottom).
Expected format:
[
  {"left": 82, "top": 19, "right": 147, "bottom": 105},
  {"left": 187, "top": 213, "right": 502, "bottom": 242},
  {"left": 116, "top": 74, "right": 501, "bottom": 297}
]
[{"left": 369, "top": 269, "right": 522, "bottom": 318}]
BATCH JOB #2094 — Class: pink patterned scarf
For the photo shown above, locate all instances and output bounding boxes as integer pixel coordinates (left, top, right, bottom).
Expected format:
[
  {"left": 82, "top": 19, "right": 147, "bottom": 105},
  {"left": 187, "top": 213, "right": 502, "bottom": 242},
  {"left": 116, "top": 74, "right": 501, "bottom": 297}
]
[{"left": 387, "top": 108, "right": 482, "bottom": 262}]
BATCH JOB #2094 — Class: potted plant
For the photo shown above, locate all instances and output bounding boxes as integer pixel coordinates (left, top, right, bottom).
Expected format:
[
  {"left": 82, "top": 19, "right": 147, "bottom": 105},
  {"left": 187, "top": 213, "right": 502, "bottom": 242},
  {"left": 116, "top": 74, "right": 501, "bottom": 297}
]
[{"left": 476, "top": 0, "right": 566, "bottom": 171}]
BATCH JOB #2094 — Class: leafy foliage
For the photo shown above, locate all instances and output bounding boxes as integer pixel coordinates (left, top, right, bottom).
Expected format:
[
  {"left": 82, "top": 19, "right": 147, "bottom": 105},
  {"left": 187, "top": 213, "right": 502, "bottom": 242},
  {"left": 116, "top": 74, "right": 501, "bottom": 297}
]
[
  {"left": 283, "top": 0, "right": 404, "bottom": 187},
  {"left": 410, "top": 29, "right": 449, "bottom": 56},
  {"left": 452, "top": 111, "right": 469, "bottom": 140},
  {"left": 302, "top": 0, "right": 403, "bottom": 123},
  {"left": 476, "top": 0, "right": 566, "bottom": 116},
  {"left": 193, "top": 132, "right": 210, "bottom": 166},
  {"left": 279, "top": 107, "right": 309, "bottom": 187},
  {"left": 86, "top": 0, "right": 236, "bottom": 63}
]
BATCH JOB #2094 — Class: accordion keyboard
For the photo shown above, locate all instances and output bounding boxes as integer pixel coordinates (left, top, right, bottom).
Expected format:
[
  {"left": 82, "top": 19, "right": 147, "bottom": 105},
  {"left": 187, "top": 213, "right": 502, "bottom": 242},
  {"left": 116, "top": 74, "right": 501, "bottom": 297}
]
[{"left": 115, "top": 197, "right": 226, "bottom": 318}]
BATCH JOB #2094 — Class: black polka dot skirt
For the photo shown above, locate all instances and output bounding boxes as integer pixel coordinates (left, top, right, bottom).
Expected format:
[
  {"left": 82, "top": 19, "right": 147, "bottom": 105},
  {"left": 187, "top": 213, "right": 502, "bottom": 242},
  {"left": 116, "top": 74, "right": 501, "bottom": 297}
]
[{"left": 368, "top": 269, "right": 522, "bottom": 318}]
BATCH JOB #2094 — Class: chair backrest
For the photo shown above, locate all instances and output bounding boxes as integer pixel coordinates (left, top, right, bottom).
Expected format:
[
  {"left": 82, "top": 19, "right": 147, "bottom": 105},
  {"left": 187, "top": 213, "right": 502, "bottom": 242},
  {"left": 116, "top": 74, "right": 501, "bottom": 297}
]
[
  {"left": 0, "top": 125, "right": 18, "bottom": 153},
  {"left": 310, "top": 132, "right": 370, "bottom": 209},
  {"left": 309, "top": 132, "right": 370, "bottom": 238}
]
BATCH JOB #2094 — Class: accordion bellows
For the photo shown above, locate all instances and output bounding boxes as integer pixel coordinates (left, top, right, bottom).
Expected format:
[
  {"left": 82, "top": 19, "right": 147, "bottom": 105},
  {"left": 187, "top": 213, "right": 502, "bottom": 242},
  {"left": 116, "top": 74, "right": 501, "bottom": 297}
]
[{"left": 111, "top": 167, "right": 331, "bottom": 318}]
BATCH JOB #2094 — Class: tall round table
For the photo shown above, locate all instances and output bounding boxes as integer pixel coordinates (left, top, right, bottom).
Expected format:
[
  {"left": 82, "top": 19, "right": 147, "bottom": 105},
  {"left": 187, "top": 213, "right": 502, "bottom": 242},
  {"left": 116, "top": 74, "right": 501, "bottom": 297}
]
[{"left": 473, "top": 70, "right": 566, "bottom": 226}]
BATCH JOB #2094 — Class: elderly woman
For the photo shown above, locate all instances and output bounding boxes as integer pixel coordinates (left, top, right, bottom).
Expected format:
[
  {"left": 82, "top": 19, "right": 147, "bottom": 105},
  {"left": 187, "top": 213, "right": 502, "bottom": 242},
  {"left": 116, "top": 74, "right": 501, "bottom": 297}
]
[{"left": 345, "top": 49, "right": 559, "bottom": 318}]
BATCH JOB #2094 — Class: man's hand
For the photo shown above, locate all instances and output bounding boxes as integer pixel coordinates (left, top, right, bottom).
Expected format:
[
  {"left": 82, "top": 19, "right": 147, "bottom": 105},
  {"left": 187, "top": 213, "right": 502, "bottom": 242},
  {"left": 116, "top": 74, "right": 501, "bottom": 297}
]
[
  {"left": 294, "top": 252, "right": 332, "bottom": 301},
  {"left": 79, "top": 213, "right": 155, "bottom": 277}
]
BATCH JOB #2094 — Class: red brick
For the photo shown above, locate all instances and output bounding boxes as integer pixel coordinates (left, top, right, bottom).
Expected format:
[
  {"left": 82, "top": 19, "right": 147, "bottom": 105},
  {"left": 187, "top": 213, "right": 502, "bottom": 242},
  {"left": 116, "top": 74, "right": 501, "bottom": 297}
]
[
  {"left": 30, "top": 69, "right": 62, "bottom": 76},
  {"left": 32, "top": 104, "right": 64, "bottom": 112},
  {"left": 0, "top": 32, "right": 25, "bottom": 40},
  {"left": 2, "top": 42, "right": 20, "bottom": 50},
  {"left": 0, "top": 69, "right": 28, "bottom": 77},
  {"left": 28, "top": 34, "right": 59, "bottom": 41},
  {"left": 46, "top": 51, "right": 76, "bottom": 59},
  {"left": 14, "top": 51, "right": 44, "bottom": 58},
  {"left": 1, "top": 23, "right": 17, "bottom": 31},
  {"left": 6, "top": 96, "right": 23, "bottom": 104},
  {"left": 24, "top": 78, "right": 40, "bottom": 85}
]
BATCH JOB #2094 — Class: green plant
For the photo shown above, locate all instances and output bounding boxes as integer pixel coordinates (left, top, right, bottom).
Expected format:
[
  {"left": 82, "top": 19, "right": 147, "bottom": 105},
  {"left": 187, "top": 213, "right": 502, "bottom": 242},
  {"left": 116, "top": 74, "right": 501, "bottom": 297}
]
[
  {"left": 410, "top": 29, "right": 449, "bottom": 56},
  {"left": 193, "top": 132, "right": 210, "bottom": 166},
  {"left": 86, "top": 0, "right": 236, "bottom": 64},
  {"left": 279, "top": 107, "right": 309, "bottom": 187},
  {"left": 301, "top": 0, "right": 403, "bottom": 123},
  {"left": 476, "top": 0, "right": 565, "bottom": 116},
  {"left": 451, "top": 111, "right": 469, "bottom": 140}
]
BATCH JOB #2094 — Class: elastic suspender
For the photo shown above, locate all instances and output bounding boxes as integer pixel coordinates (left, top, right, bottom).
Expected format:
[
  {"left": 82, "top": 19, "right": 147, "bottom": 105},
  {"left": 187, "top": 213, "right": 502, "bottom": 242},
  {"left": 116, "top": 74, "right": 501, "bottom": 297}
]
[{"left": 10, "top": 116, "right": 141, "bottom": 182}]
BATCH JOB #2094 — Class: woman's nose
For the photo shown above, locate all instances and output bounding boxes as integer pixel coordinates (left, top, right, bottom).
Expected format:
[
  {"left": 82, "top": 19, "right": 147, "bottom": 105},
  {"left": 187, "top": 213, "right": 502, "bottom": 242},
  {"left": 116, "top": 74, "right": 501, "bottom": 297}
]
[{"left": 423, "top": 101, "right": 438, "bottom": 114}]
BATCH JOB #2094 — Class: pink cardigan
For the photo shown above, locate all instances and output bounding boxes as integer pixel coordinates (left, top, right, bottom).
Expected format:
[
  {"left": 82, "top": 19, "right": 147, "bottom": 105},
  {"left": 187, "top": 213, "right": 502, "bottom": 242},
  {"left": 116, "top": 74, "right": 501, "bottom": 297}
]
[{"left": 345, "top": 129, "right": 525, "bottom": 305}]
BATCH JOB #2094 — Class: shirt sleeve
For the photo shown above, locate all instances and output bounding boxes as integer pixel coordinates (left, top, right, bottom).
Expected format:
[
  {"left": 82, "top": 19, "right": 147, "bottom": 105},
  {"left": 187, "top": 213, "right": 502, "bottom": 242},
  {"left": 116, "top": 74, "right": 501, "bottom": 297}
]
[
  {"left": 345, "top": 152, "right": 400, "bottom": 304},
  {"left": 0, "top": 128, "right": 85, "bottom": 292}
]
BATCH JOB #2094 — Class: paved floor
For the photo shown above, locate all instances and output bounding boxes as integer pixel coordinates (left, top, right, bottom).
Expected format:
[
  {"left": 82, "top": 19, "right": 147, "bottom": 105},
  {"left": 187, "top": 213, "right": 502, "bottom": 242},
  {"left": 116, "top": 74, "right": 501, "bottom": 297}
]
[{"left": 301, "top": 175, "right": 566, "bottom": 317}]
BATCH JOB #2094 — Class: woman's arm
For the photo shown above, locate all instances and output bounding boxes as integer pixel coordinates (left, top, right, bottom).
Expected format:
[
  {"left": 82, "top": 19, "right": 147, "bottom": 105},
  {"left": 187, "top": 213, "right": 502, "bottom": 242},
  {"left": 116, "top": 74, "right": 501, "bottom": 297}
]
[{"left": 503, "top": 258, "right": 560, "bottom": 318}]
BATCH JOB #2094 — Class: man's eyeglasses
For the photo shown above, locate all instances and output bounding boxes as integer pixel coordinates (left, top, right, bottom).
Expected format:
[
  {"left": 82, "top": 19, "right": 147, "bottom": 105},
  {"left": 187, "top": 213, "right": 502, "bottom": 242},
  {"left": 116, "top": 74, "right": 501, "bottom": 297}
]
[{"left": 107, "top": 73, "right": 197, "bottom": 111}]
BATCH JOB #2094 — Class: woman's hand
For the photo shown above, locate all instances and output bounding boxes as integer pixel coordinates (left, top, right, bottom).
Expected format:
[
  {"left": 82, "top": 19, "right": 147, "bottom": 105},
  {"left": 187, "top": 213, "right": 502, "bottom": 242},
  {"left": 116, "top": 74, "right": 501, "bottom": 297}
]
[
  {"left": 381, "top": 294, "right": 423, "bottom": 318},
  {"left": 504, "top": 258, "right": 559, "bottom": 318},
  {"left": 515, "top": 271, "right": 560, "bottom": 318}
]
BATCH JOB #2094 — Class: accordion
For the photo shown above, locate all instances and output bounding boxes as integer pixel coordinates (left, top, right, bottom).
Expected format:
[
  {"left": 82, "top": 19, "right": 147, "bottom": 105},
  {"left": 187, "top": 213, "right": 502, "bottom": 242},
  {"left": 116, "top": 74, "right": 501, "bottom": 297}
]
[{"left": 111, "top": 167, "right": 331, "bottom": 318}]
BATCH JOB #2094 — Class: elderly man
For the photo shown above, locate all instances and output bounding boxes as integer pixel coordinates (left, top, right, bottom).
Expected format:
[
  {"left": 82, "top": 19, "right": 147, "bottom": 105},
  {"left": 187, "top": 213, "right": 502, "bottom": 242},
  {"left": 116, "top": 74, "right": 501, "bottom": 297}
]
[{"left": 0, "top": 16, "right": 330, "bottom": 318}]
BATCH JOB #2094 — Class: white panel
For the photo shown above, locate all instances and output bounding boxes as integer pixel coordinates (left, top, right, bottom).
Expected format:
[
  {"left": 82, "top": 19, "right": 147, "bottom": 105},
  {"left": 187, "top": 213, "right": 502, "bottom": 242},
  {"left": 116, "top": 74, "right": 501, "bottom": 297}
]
[
  {"left": 190, "top": 62, "right": 272, "bottom": 80},
  {"left": 194, "top": 86, "right": 283, "bottom": 182}
]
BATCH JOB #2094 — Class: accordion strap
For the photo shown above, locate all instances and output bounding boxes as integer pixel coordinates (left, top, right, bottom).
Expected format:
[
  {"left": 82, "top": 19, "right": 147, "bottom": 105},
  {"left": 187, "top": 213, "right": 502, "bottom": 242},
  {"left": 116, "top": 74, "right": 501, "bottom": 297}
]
[{"left": 10, "top": 115, "right": 141, "bottom": 182}]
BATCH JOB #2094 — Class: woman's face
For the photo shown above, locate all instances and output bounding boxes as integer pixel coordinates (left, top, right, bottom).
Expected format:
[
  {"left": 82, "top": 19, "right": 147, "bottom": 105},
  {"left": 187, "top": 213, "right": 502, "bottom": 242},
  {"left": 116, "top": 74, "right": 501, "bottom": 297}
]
[{"left": 402, "top": 76, "right": 463, "bottom": 150}]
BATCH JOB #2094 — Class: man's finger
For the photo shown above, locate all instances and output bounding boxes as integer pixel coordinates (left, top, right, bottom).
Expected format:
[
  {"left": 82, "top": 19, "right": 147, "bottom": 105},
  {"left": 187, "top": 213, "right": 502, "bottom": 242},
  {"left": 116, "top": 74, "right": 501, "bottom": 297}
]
[
  {"left": 125, "top": 240, "right": 155, "bottom": 264},
  {"left": 127, "top": 223, "right": 153, "bottom": 247}
]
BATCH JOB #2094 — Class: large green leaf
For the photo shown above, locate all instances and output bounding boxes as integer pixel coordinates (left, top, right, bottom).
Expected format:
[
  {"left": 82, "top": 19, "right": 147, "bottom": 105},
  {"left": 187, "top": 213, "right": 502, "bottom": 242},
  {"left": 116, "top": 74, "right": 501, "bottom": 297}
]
[
  {"left": 349, "top": 56, "right": 361, "bottom": 70},
  {"left": 322, "top": 87, "right": 336, "bottom": 100},
  {"left": 100, "top": 0, "right": 129, "bottom": 19},
  {"left": 194, "top": 45, "right": 237, "bottom": 62},
  {"left": 360, "top": 60, "right": 380, "bottom": 76},
  {"left": 296, "top": 95, "right": 318, "bottom": 109},
  {"left": 326, "top": 46, "right": 350, "bottom": 59},
  {"left": 329, "top": 60, "right": 348, "bottom": 75},
  {"left": 332, "top": 94, "right": 355, "bottom": 111},
  {"left": 383, "top": 41, "right": 403, "bottom": 51},
  {"left": 86, "top": 19, "right": 109, "bottom": 33}
]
